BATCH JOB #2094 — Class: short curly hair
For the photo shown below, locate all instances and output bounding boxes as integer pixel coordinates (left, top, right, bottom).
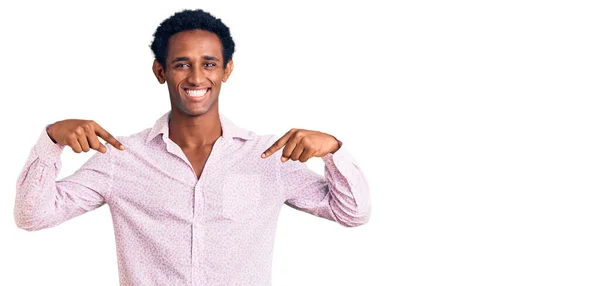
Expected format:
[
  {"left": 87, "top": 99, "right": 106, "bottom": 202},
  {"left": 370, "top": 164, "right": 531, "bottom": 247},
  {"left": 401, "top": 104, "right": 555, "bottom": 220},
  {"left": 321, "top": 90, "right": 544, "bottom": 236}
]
[{"left": 150, "top": 9, "right": 235, "bottom": 69}]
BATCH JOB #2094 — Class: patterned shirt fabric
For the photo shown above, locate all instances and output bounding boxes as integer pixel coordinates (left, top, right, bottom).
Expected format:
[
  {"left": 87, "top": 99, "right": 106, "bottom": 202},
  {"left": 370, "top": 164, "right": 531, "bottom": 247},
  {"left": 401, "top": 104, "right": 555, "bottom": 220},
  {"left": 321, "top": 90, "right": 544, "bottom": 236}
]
[{"left": 14, "top": 111, "right": 371, "bottom": 286}]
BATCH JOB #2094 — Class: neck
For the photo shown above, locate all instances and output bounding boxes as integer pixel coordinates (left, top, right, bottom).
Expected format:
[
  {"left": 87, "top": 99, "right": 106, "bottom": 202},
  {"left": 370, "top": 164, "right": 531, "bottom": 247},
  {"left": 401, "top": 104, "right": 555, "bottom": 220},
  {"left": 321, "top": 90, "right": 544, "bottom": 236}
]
[{"left": 168, "top": 107, "right": 222, "bottom": 149}]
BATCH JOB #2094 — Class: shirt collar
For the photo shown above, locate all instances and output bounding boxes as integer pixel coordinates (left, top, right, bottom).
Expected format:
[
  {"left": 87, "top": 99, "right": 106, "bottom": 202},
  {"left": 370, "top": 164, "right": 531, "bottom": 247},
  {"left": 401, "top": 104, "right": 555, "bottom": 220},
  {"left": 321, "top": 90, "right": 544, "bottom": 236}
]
[{"left": 145, "top": 111, "right": 256, "bottom": 144}]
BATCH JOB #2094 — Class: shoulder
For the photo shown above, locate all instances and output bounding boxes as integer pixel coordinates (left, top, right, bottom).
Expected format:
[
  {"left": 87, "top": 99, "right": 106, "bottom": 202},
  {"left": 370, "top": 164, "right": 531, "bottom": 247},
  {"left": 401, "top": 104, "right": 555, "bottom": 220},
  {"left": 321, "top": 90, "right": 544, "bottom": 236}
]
[
  {"left": 243, "top": 133, "right": 300, "bottom": 170},
  {"left": 237, "top": 132, "right": 279, "bottom": 153},
  {"left": 116, "top": 128, "right": 152, "bottom": 147},
  {"left": 249, "top": 133, "right": 278, "bottom": 147}
]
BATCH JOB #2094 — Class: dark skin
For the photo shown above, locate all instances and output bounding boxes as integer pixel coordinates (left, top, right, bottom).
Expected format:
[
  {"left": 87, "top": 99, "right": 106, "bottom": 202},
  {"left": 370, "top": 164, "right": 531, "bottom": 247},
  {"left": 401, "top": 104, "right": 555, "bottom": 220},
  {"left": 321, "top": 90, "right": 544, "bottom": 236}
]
[
  {"left": 47, "top": 29, "right": 341, "bottom": 182},
  {"left": 152, "top": 29, "right": 233, "bottom": 179}
]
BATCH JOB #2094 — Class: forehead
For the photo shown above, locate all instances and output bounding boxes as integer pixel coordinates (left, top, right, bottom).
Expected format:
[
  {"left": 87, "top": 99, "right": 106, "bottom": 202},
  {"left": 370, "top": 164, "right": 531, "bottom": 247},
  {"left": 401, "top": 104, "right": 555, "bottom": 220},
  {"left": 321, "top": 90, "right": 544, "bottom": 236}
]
[{"left": 167, "top": 29, "right": 223, "bottom": 59}]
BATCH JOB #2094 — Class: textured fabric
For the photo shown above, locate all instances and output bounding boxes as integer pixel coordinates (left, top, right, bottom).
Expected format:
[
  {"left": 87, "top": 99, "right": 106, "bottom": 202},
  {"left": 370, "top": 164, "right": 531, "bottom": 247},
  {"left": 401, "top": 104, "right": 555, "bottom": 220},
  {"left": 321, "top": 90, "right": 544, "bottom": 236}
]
[{"left": 14, "top": 111, "right": 371, "bottom": 286}]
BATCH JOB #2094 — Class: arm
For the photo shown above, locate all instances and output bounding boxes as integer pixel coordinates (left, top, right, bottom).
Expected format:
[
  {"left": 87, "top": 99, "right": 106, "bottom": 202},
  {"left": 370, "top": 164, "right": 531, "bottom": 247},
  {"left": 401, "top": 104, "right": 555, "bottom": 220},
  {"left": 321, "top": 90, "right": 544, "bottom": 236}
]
[
  {"left": 279, "top": 143, "right": 371, "bottom": 227},
  {"left": 263, "top": 129, "right": 371, "bottom": 227},
  {"left": 14, "top": 127, "right": 115, "bottom": 231}
]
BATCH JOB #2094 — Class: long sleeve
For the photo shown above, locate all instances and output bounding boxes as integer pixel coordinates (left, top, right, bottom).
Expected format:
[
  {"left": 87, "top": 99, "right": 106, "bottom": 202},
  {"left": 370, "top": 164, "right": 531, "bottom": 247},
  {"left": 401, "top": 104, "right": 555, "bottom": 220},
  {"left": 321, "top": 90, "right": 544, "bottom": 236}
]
[
  {"left": 14, "top": 127, "right": 115, "bottom": 231},
  {"left": 280, "top": 144, "right": 371, "bottom": 227}
]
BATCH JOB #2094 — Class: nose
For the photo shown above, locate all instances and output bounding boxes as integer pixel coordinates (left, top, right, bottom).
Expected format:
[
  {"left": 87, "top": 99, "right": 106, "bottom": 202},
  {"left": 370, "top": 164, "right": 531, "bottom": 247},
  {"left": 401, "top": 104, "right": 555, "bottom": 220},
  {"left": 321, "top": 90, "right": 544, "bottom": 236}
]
[{"left": 187, "top": 65, "right": 206, "bottom": 86}]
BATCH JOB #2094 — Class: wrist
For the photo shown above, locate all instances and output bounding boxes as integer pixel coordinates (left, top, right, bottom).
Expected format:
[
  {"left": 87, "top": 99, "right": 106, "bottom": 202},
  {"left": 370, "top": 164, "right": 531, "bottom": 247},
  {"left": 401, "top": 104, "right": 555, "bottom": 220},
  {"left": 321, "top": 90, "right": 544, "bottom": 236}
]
[{"left": 331, "top": 136, "right": 342, "bottom": 154}]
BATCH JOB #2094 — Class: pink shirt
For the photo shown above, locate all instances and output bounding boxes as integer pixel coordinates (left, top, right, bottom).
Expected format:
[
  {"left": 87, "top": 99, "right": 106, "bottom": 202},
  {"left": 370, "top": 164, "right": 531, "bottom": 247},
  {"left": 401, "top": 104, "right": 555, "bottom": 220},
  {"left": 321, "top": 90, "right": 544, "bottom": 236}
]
[{"left": 14, "top": 111, "right": 371, "bottom": 285}]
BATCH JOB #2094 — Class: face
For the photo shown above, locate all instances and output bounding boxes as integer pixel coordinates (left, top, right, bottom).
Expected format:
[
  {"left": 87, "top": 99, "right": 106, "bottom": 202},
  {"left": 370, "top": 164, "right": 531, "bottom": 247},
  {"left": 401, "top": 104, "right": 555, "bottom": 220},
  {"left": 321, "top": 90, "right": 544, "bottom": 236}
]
[{"left": 152, "top": 29, "right": 233, "bottom": 117}]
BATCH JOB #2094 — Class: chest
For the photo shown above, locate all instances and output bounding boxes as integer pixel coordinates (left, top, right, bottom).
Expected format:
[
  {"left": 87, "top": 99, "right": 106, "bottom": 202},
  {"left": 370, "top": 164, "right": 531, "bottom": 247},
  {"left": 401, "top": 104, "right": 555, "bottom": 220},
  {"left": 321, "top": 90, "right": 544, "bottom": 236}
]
[
  {"left": 109, "top": 142, "right": 285, "bottom": 225},
  {"left": 182, "top": 147, "right": 212, "bottom": 180}
]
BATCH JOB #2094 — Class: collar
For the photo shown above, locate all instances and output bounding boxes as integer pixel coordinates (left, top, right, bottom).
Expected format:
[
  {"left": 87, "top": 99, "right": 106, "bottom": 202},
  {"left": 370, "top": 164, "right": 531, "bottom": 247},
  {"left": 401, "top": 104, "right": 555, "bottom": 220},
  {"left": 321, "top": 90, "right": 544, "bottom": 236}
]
[{"left": 145, "top": 111, "right": 256, "bottom": 144}]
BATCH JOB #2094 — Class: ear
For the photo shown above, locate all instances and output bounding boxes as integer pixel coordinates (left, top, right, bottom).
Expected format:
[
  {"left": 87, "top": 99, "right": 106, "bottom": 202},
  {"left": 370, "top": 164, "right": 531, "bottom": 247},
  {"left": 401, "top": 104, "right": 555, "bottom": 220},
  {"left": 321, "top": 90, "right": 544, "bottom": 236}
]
[
  {"left": 222, "top": 59, "right": 234, "bottom": 83},
  {"left": 152, "top": 59, "right": 166, "bottom": 84}
]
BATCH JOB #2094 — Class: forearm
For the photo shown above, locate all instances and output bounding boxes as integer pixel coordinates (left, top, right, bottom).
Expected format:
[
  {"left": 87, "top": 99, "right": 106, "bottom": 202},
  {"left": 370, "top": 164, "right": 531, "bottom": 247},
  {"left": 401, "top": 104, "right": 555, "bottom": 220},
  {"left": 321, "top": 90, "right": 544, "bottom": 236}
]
[
  {"left": 15, "top": 124, "right": 114, "bottom": 231},
  {"left": 322, "top": 145, "right": 371, "bottom": 227},
  {"left": 14, "top": 129, "right": 66, "bottom": 231}
]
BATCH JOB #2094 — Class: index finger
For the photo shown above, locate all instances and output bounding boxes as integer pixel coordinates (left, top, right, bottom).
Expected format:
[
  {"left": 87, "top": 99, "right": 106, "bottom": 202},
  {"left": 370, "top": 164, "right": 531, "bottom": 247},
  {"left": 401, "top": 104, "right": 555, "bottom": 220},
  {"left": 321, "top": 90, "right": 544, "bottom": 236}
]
[
  {"left": 261, "top": 129, "right": 295, "bottom": 158},
  {"left": 94, "top": 123, "right": 125, "bottom": 150}
]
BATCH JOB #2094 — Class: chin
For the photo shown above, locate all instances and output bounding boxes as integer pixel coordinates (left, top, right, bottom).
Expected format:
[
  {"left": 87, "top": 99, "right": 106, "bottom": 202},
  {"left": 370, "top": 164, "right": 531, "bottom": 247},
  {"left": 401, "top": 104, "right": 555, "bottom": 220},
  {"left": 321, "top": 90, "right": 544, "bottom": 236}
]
[
  {"left": 180, "top": 105, "right": 212, "bottom": 117},
  {"left": 182, "top": 109, "right": 208, "bottom": 117}
]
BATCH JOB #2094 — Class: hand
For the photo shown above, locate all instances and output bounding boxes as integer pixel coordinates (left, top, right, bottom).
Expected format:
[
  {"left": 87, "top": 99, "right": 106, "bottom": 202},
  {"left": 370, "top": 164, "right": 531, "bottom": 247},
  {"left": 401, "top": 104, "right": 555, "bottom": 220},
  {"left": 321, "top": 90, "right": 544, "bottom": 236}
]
[
  {"left": 261, "top": 129, "right": 341, "bottom": 163},
  {"left": 46, "top": 119, "right": 125, "bottom": 154}
]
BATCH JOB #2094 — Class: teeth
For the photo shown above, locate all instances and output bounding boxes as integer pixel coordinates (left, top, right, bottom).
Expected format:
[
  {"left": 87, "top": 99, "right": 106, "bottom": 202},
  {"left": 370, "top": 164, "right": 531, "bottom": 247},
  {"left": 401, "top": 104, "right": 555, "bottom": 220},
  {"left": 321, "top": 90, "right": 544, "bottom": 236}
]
[{"left": 187, "top": 89, "right": 207, "bottom": 97}]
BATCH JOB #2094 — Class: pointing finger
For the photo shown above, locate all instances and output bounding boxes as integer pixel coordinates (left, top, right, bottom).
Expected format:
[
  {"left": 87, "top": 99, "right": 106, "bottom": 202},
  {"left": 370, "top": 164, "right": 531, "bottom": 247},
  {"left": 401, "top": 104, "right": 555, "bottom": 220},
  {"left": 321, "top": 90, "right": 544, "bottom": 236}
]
[
  {"left": 261, "top": 129, "right": 295, "bottom": 158},
  {"left": 95, "top": 124, "right": 125, "bottom": 150}
]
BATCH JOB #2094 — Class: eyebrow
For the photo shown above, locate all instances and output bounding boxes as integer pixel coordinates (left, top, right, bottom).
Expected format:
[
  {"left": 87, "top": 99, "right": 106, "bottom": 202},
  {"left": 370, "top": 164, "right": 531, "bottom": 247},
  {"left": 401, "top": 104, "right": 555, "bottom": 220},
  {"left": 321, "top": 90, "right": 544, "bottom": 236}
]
[
  {"left": 202, "top": 56, "right": 220, "bottom": 62},
  {"left": 170, "top": 56, "right": 220, "bottom": 64},
  {"left": 171, "top": 57, "right": 189, "bottom": 64}
]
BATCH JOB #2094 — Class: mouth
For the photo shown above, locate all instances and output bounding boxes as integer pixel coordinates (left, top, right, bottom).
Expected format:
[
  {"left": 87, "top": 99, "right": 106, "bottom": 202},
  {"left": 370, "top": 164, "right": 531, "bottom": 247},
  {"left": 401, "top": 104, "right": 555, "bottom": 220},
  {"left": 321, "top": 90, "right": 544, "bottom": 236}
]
[{"left": 183, "top": 87, "right": 210, "bottom": 101}]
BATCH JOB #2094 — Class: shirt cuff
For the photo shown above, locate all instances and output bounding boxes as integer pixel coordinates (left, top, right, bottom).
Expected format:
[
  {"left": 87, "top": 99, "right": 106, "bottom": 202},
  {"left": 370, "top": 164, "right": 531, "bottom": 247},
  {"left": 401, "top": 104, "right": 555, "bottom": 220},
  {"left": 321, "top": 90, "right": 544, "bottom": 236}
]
[
  {"left": 35, "top": 125, "right": 65, "bottom": 164},
  {"left": 322, "top": 143, "right": 354, "bottom": 174}
]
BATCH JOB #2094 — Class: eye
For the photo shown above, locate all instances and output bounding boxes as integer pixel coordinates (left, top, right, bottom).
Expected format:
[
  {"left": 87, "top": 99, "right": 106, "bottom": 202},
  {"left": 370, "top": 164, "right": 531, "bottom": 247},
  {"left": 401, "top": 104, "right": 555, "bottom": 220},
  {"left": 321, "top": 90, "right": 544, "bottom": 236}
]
[
  {"left": 175, "top": 63, "right": 190, "bottom": 69},
  {"left": 204, "top": 62, "right": 217, "bottom": 68}
]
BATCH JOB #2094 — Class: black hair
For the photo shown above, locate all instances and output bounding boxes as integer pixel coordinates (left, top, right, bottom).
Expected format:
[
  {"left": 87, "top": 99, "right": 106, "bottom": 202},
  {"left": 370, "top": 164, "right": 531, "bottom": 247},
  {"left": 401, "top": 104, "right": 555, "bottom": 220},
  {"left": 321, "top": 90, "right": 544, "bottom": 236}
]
[{"left": 150, "top": 9, "right": 235, "bottom": 69}]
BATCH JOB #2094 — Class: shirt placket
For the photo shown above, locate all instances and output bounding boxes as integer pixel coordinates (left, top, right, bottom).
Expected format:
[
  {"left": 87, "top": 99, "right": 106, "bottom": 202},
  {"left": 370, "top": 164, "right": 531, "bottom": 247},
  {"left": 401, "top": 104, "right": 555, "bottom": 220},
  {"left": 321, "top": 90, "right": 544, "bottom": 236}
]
[
  {"left": 163, "top": 134, "right": 226, "bottom": 285},
  {"left": 190, "top": 136, "right": 226, "bottom": 285}
]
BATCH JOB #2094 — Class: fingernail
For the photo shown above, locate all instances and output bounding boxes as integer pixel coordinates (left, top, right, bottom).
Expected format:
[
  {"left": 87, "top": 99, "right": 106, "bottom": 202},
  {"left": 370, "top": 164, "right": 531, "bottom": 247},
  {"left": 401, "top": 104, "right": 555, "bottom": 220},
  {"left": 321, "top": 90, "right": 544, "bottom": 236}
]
[
  {"left": 281, "top": 157, "right": 288, "bottom": 162},
  {"left": 261, "top": 153, "right": 266, "bottom": 158},
  {"left": 120, "top": 145, "right": 125, "bottom": 150}
]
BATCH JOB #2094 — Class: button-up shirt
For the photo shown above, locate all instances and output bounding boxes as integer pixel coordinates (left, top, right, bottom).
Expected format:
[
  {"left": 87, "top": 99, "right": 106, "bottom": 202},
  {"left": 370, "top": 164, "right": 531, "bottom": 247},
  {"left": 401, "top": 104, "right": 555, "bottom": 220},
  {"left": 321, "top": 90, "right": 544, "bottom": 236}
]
[{"left": 14, "top": 111, "right": 371, "bottom": 285}]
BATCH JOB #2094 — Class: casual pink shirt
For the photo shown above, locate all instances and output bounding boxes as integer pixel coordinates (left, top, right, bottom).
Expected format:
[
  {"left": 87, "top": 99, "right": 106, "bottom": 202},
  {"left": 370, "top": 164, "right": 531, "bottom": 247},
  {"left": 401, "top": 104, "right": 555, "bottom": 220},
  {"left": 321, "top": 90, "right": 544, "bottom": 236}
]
[{"left": 14, "top": 111, "right": 371, "bottom": 285}]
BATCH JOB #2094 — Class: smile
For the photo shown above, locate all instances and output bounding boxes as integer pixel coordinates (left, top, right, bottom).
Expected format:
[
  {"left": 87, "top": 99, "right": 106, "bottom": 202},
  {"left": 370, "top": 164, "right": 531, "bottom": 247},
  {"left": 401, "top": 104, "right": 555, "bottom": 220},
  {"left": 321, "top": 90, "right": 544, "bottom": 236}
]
[{"left": 184, "top": 88, "right": 210, "bottom": 98}]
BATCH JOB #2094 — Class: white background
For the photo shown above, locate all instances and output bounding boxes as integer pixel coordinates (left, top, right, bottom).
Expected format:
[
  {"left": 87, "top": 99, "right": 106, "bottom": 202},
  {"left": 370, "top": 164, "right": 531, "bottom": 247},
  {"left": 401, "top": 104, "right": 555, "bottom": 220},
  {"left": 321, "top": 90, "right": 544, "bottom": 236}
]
[{"left": 0, "top": 0, "right": 599, "bottom": 285}]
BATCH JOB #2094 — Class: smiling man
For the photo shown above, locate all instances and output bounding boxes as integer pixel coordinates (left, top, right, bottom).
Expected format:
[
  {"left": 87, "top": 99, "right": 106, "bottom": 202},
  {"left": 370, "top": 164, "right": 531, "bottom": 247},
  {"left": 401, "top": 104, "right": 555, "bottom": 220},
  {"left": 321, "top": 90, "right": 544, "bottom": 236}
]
[{"left": 14, "top": 9, "right": 371, "bottom": 286}]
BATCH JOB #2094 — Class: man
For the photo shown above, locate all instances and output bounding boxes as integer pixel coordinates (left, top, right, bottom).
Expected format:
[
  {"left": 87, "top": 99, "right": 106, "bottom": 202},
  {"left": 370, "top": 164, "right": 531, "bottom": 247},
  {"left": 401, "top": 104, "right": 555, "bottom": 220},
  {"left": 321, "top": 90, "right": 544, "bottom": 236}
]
[{"left": 14, "top": 9, "right": 370, "bottom": 285}]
